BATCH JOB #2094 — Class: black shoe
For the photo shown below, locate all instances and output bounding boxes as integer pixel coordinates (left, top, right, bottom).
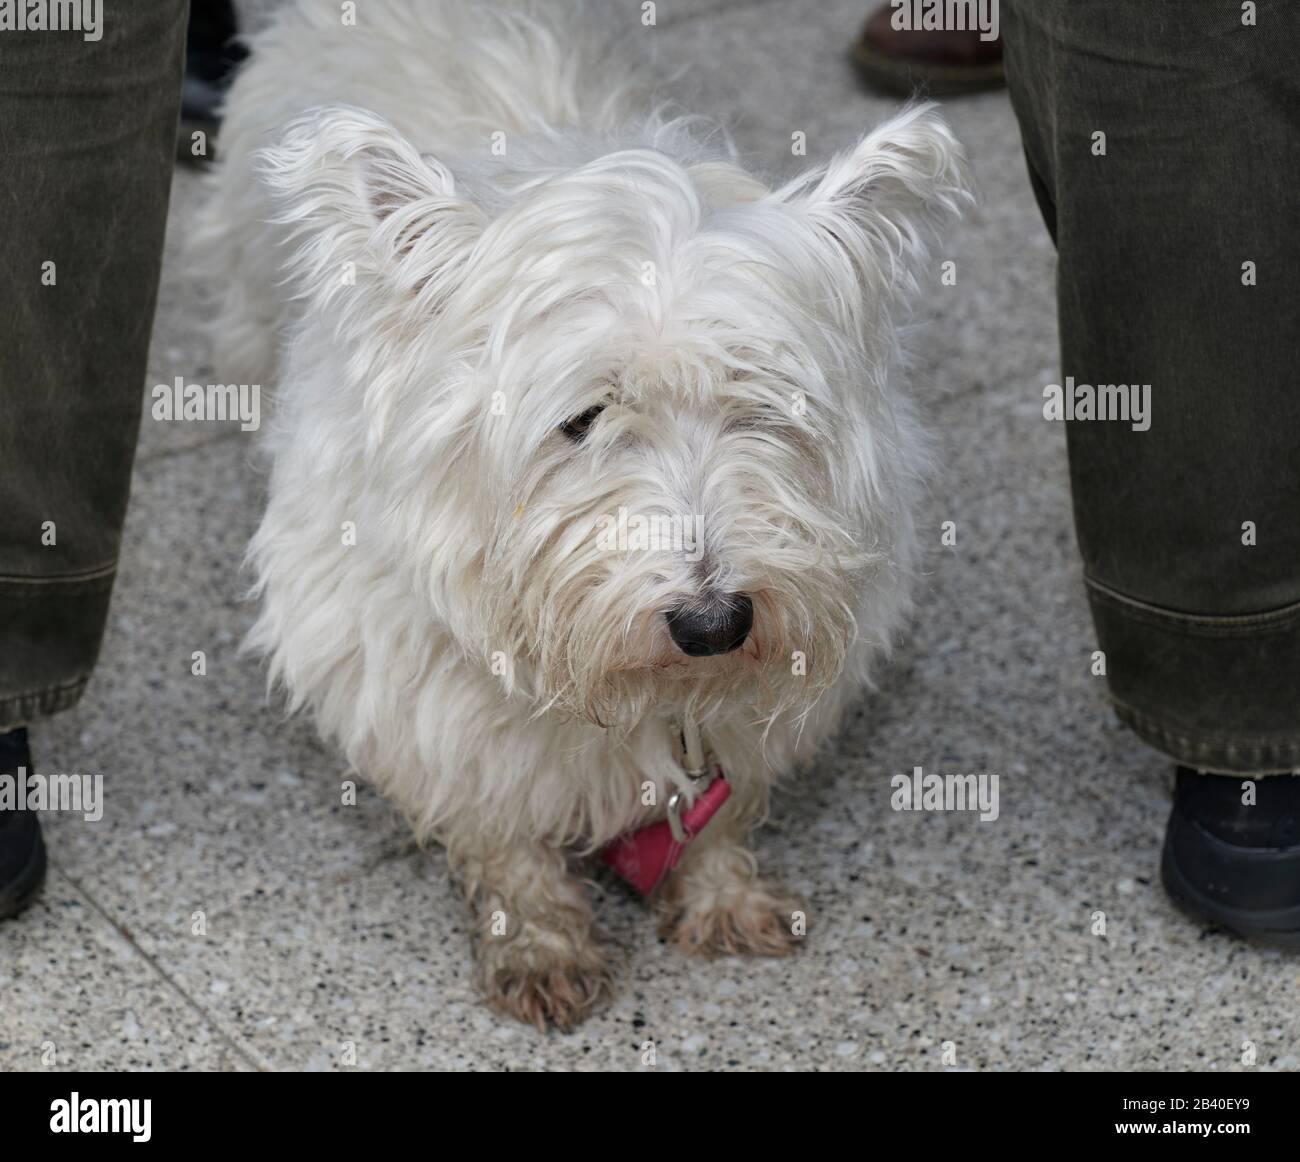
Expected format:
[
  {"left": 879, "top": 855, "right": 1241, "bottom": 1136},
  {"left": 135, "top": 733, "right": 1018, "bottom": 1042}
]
[
  {"left": 178, "top": 0, "right": 247, "bottom": 164},
  {"left": 0, "top": 727, "right": 47, "bottom": 920},
  {"left": 1162, "top": 766, "right": 1300, "bottom": 948}
]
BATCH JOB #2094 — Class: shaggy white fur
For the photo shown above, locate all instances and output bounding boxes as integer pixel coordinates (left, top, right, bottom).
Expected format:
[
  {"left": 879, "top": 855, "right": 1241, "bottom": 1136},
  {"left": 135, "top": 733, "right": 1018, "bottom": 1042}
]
[{"left": 195, "top": 0, "right": 969, "bottom": 1029}]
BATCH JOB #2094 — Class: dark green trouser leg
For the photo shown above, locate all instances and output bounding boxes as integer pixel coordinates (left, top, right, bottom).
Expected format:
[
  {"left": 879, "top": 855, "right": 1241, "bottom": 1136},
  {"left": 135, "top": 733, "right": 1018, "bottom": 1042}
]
[
  {"left": 1003, "top": 1, "right": 1300, "bottom": 773},
  {"left": 0, "top": 4, "right": 188, "bottom": 726}
]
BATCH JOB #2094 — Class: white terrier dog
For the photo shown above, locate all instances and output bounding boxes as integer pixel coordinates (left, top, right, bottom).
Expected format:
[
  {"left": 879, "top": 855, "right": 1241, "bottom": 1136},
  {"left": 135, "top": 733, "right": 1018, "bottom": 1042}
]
[{"left": 196, "top": 0, "right": 967, "bottom": 1029}]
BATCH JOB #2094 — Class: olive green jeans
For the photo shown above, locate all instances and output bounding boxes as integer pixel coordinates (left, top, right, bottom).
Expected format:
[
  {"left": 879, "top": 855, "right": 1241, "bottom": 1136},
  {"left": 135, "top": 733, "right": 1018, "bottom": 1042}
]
[
  {"left": 1003, "top": 0, "right": 1300, "bottom": 773},
  {"left": 0, "top": 4, "right": 187, "bottom": 726}
]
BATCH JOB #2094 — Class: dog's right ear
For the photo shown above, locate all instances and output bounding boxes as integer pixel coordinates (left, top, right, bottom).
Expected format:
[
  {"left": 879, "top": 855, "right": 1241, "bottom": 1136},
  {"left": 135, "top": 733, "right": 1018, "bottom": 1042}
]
[{"left": 254, "top": 105, "right": 485, "bottom": 308}]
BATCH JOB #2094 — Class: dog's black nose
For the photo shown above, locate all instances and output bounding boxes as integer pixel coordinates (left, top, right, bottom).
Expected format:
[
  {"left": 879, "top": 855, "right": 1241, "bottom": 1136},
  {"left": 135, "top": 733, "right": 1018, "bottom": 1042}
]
[{"left": 665, "top": 594, "right": 753, "bottom": 657}]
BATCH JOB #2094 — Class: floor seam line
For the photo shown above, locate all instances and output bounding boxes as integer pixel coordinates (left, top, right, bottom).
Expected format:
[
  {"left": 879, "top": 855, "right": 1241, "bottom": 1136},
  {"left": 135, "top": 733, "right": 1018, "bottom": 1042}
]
[{"left": 53, "top": 863, "right": 272, "bottom": 1073}]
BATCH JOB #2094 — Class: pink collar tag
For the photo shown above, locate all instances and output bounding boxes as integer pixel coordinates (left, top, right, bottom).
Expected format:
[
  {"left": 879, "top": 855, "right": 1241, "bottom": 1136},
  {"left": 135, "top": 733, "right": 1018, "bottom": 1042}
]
[{"left": 601, "top": 773, "right": 731, "bottom": 895}]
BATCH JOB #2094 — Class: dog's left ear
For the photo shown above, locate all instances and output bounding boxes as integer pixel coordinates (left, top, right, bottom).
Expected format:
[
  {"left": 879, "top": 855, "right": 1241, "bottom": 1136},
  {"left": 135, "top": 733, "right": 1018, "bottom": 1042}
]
[
  {"left": 778, "top": 102, "right": 971, "bottom": 308},
  {"left": 256, "top": 105, "right": 485, "bottom": 306}
]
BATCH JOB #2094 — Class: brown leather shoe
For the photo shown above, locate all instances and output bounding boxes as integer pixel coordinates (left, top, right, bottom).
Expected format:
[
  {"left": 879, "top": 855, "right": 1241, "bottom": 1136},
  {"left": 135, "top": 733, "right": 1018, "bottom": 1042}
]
[{"left": 852, "top": 3, "right": 1004, "bottom": 96}]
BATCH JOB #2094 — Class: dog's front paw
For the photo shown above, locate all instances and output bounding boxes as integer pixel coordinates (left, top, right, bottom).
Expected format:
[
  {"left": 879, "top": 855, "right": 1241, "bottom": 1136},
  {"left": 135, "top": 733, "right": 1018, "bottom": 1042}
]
[
  {"left": 665, "top": 882, "right": 807, "bottom": 959},
  {"left": 478, "top": 937, "right": 612, "bottom": 1032}
]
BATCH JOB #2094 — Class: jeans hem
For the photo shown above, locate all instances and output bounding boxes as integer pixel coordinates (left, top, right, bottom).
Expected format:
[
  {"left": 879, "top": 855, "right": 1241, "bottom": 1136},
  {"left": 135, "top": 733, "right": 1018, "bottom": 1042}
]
[
  {"left": 1085, "top": 576, "right": 1300, "bottom": 636},
  {"left": 0, "top": 677, "right": 90, "bottom": 729},
  {"left": 1086, "top": 579, "right": 1300, "bottom": 774},
  {"left": 1110, "top": 699, "right": 1300, "bottom": 775}
]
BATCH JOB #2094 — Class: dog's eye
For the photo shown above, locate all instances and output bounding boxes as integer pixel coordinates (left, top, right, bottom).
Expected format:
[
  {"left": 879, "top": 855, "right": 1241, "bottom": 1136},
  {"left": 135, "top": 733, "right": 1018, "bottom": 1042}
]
[{"left": 560, "top": 404, "right": 605, "bottom": 443}]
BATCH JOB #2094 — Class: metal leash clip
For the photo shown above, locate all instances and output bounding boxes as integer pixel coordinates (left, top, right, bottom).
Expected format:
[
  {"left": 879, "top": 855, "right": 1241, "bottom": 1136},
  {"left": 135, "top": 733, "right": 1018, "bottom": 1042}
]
[{"left": 667, "top": 716, "right": 714, "bottom": 844}]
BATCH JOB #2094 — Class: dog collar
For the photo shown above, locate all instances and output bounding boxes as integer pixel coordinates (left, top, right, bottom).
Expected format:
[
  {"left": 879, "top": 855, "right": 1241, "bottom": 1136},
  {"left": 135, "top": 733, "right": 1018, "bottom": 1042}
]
[{"left": 600, "top": 718, "right": 730, "bottom": 895}]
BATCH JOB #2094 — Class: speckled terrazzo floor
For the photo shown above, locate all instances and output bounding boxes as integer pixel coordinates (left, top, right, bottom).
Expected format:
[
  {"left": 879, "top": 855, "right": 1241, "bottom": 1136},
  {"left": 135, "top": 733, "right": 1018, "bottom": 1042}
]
[{"left": 3, "top": 0, "right": 1297, "bottom": 1072}]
